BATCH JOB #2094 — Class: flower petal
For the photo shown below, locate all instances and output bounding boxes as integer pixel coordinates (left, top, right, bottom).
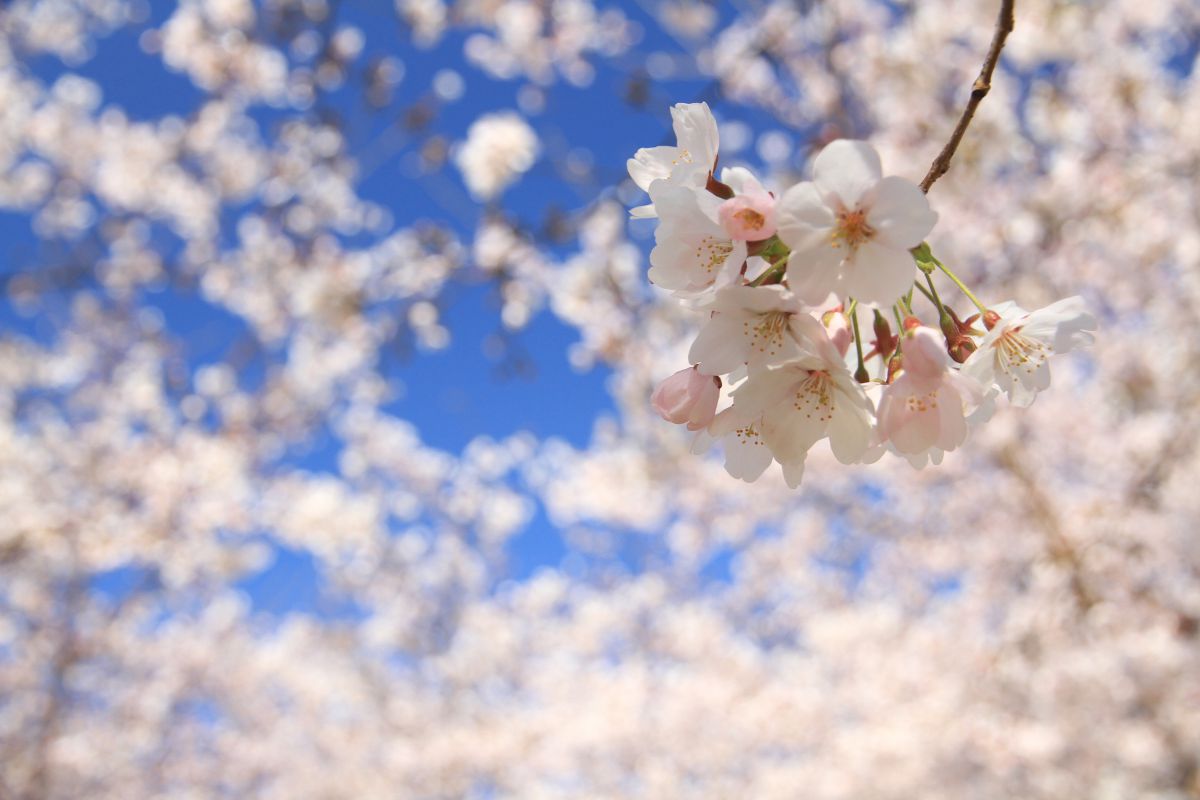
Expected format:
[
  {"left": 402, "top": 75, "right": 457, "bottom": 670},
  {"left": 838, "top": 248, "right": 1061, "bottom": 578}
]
[
  {"left": 827, "top": 397, "right": 872, "bottom": 464},
  {"left": 723, "top": 424, "right": 773, "bottom": 482},
  {"left": 729, "top": 370, "right": 795, "bottom": 419},
  {"left": 780, "top": 458, "right": 806, "bottom": 489},
  {"left": 627, "top": 146, "right": 678, "bottom": 191},
  {"left": 812, "top": 140, "right": 882, "bottom": 210},
  {"left": 838, "top": 240, "right": 916, "bottom": 306},
  {"left": 785, "top": 250, "right": 841, "bottom": 306},
  {"left": 689, "top": 315, "right": 749, "bottom": 376},
  {"left": 775, "top": 182, "right": 836, "bottom": 251},
  {"left": 867, "top": 176, "right": 938, "bottom": 249}
]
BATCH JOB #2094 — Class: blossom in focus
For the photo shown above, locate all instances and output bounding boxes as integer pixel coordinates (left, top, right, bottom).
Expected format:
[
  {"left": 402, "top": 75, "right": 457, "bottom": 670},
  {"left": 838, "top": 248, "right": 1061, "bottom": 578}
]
[
  {"left": 647, "top": 176, "right": 746, "bottom": 298},
  {"left": 877, "top": 324, "right": 984, "bottom": 458},
  {"left": 776, "top": 140, "right": 936, "bottom": 306},
  {"left": 626, "top": 102, "right": 719, "bottom": 218},
  {"left": 651, "top": 366, "right": 720, "bottom": 430},
  {"left": 717, "top": 166, "right": 777, "bottom": 241},
  {"left": 455, "top": 111, "right": 540, "bottom": 200},
  {"left": 719, "top": 314, "right": 874, "bottom": 485},
  {"left": 688, "top": 284, "right": 808, "bottom": 375},
  {"left": 961, "top": 296, "right": 1097, "bottom": 407},
  {"left": 707, "top": 409, "right": 776, "bottom": 484}
]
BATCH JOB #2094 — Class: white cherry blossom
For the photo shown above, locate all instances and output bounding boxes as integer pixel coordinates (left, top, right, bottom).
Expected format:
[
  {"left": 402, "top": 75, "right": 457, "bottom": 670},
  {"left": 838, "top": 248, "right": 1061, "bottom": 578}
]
[
  {"left": 776, "top": 140, "right": 937, "bottom": 306},
  {"left": 647, "top": 176, "right": 746, "bottom": 298},
  {"left": 721, "top": 314, "right": 874, "bottom": 482},
  {"left": 961, "top": 296, "right": 1097, "bottom": 407},
  {"left": 627, "top": 101, "right": 719, "bottom": 218},
  {"left": 455, "top": 111, "right": 541, "bottom": 200},
  {"left": 706, "top": 408, "right": 775, "bottom": 484},
  {"left": 688, "top": 284, "right": 807, "bottom": 375}
]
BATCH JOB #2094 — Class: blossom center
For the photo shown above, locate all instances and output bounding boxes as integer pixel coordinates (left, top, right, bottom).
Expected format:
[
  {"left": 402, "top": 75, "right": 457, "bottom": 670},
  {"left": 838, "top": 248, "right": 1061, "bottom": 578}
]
[
  {"left": 746, "top": 310, "right": 790, "bottom": 355},
  {"left": 734, "top": 422, "right": 764, "bottom": 446},
  {"left": 905, "top": 389, "right": 939, "bottom": 413},
  {"left": 733, "top": 208, "right": 766, "bottom": 231},
  {"left": 832, "top": 208, "right": 874, "bottom": 250},
  {"left": 993, "top": 326, "right": 1051, "bottom": 378},
  {"left": 794, "top": 369, "right": 834, "bottom": 422},
  {"left": 695, "top": 236, "right": 734, "bottom": 274}
]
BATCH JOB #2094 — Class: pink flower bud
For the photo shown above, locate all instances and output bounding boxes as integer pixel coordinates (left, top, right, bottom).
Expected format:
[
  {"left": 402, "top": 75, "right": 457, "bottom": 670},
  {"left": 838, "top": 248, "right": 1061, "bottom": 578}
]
[
  {"left": 821, "top": 308, "right": 853, "bottom": 358},
  {"left": 651, "top": 367, "right": 720, "bottom": 431},
  {"left": 901, "top": 325, "right": 950, "bottom": 381},
  {"left": 718, "top": 193, "right": 777, "bottom": 242}
]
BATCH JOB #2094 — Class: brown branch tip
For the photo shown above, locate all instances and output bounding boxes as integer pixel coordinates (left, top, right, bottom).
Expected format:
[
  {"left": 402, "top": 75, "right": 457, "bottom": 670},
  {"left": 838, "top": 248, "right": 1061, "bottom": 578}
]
[{"left": 919, "top": 0, "right": 1016, "bottom": 194}]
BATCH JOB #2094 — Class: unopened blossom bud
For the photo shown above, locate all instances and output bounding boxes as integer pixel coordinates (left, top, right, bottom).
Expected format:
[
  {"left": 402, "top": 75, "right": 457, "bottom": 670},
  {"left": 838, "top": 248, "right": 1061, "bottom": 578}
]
[
  {"left": 901, "top": 324, "right": 951, "bottom": 379},
  {"left": 944, "top": 307, "right": 982, "bottom": 363},
  {"left": 821, "top": 306, "right": 852, "bottom": 357},
  {"left": 718, "top": 192, "right": 777, "bottom": 242},
  {"left": 948, "top": 338, "right": 977, "bottom": 363},
  {"left": 869, "top": 309, "right": 897, "bottom": 361},
  {"left": 651, "top": 367, "right": 721, "bottom": 431}
]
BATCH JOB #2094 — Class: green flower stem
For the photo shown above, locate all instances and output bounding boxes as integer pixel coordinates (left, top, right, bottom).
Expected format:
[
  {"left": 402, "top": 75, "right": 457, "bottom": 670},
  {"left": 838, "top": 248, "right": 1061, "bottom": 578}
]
[
  {"left": 849, "top": 299, "right": 869, "bottom": 384},
  {"left": 931, "top": 256, "right": 988, "bottom": 314},
  {"left": 748, "top": 258, "right": 787, "bottom": 287},
  {"left": 913, "top": 279, "right": 936, "bottom": 305}
]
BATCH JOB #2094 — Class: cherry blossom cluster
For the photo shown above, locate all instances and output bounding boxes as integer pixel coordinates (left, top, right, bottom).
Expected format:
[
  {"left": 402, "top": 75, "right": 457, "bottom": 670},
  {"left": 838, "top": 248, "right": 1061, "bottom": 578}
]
[{"left": 637, "top": 103, "right": 1096, "bottom": 487}]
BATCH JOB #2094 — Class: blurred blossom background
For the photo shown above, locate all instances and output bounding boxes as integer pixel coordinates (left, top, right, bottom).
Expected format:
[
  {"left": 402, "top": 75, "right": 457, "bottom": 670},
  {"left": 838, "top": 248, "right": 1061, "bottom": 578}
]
[{"left": 1, "top": 0, "right": 1199, "bottom": 797}]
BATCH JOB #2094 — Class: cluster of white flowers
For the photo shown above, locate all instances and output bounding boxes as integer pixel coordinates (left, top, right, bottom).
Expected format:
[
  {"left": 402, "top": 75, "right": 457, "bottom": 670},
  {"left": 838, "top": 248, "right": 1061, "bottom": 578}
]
[
  {"left": 454, "top": 110, "right": 541, "bottom": 201},
  {"left": 636, "top": 103, "right": 1096, "bottom": 487}
]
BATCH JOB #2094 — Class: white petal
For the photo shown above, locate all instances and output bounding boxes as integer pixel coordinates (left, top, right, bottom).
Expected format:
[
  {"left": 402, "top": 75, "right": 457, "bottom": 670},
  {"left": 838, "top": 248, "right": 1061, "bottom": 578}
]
[
  {"left": 827, "top": 398, "right": 872, "bottom": 464},
  {"left": 708, "top": 407, "right": 742, "bottom": 437},
  {"left": 723, "top": 426, "right": 772, "bottom": 482},
  {"left": 627, "top": 146, "right": 678, "bottom": 191},
  {"left": 780, "top": 458, "right": 806, "bottom": 489},
  {"left": 671, "top": 102, "right": 719, "bottom": 172},
  {"left": 1004, "top": 353, "right": 1051, "bottom": 407},
  {"left": 690, "top": 316, "right": 749, "bottom": 376},
  {"left": 720, "top": 166, "right": 770, "bottom": 198},
  {"left": 838, "top": 240, "right": 916, "bottom": 306},
  {"left": 762, "top": 408, "right": 825, "bottom": 465},
  {"left": 967, "top": 389, "right": 997, "bottom": 425},
  {"left": 775, "top": 182, "right": 835, "bottom": 252},
  {"left": 729, "top": 370, "right": 795, "bottom": 418},
  {"left": 785, "top": 250, "right": 841, "bottom": 306},
  {"left": 812, "top": 140, "right": 882, "bottom": 210},
  {"left": 960, "top": 346, "right": 998, "bottom": 390},
  {"left": 867, "top": 176, "right": 938, "bottom": 249},
  {"left": 1021, "top": 296, "right": 1097, "bottom": 353}
]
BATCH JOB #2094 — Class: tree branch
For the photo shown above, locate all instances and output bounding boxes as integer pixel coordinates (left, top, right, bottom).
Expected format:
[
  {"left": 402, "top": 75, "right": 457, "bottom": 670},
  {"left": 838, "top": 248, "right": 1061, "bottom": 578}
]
[{"left": 920, "top": 0, "right": 1016, "bottom": 193}]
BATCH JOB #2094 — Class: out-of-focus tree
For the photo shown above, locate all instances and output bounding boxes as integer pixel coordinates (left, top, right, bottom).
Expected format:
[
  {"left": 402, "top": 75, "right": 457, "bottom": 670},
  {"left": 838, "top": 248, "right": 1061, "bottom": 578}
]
[{"left": 1, "top": 0, "right": 1199, "bottom": 797}]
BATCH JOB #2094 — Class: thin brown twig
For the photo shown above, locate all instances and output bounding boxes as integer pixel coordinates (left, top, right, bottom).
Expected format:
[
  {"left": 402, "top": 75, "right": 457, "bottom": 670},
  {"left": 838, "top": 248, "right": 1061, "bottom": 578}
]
[{"left": 920, "top": 0, "right": 1016, "bottom": 193}]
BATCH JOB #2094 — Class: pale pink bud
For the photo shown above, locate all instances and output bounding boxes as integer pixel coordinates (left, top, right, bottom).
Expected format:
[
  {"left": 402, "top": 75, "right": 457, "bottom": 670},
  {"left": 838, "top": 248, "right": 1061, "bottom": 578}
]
[
  {"left": 718, "top": 193, "right": 777, "bottom": 241},
  {"left": 901, "top": 325, "right": 950, "bottom": 381},
  {"left": 822, "top": 308, "right": 852, "bottom": 358},
  {"left": 651, "top": 367, "right": 720, "bottom": 431}
]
